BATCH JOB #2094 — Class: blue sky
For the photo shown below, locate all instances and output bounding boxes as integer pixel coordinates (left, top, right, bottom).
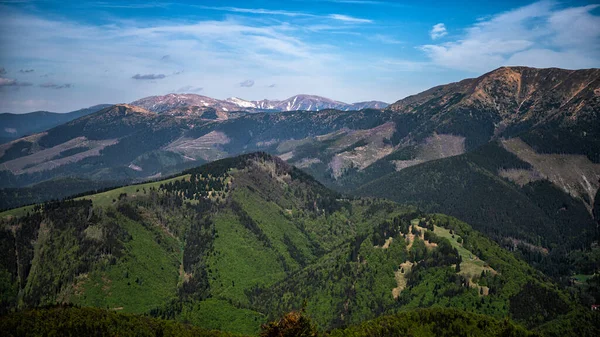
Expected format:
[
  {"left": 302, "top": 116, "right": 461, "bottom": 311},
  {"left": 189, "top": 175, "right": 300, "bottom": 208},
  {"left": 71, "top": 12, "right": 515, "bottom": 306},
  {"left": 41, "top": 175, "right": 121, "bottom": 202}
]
[{"left": 0, "top": 0, "right": 599, "bottom": 113}]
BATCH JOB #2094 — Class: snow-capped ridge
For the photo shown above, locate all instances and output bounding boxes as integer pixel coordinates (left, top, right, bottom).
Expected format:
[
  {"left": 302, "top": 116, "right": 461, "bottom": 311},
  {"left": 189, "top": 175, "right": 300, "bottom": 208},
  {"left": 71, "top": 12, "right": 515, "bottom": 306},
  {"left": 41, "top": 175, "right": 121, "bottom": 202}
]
[{"left": 131, "top": 93, "right": 388, "bottom": 113}]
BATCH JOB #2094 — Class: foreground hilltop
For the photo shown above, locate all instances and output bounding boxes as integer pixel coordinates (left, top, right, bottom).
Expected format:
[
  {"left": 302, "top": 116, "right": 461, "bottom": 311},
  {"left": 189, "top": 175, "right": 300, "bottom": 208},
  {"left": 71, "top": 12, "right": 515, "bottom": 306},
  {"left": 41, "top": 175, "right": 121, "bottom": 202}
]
[{"left": 1, "top": 152, "right": 597, "bottom": 335}]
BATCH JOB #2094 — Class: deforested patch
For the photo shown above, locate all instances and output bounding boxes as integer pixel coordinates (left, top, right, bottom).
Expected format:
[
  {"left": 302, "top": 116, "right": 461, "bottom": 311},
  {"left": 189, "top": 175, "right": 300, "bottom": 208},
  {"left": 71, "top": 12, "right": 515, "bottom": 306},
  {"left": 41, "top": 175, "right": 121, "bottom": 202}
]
[
  {"left": 392, "top": 159, "right": 425, "bottom": 171},
  {"left": 295, "top": 157, "right": 321, "bottom": 168},
  {"left": 0, "top": 137, "right": 118, "bottom": 174},
  {"left": 277, "top": 151, "right": 294, "bottom": 161},
  {"left": 391, "top": 133, "right": 465, "bottom": 172},
  {"left": 502, "top": 137, "right": 600, "bottom": 212},
  {"left": 419, "top": 133, "right": 466, "bottom": 160},
  {"left": 165, "top": 131, "right": 230, "bottom": 161},
  {"left": 0, "top": 132, "right": 47, "bottom": 158},
  {"left": 498, "top": 168, "right": 544, "bottom": 186}
]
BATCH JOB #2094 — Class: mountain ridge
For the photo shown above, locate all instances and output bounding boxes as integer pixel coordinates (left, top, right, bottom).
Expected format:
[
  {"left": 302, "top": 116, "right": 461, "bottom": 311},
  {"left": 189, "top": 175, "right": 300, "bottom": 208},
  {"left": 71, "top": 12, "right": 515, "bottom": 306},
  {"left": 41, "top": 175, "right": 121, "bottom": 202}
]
[
  {"left": 132, "top": 93, "right": 388, "bottom": 113},
  {"left": 0, "top": 66, "right": 598, "bottom": 222},
  {"left": 0, "top": 104, "right": 112, "bottom": 144}
]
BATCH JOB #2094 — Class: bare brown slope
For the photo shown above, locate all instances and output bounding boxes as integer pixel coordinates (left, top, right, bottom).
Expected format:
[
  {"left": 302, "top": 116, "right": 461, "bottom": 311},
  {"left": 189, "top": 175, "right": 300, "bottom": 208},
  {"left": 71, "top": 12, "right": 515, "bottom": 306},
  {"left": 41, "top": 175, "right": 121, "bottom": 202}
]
[{"left": 389, "top": 66, "right": 600, "bottom": 137}]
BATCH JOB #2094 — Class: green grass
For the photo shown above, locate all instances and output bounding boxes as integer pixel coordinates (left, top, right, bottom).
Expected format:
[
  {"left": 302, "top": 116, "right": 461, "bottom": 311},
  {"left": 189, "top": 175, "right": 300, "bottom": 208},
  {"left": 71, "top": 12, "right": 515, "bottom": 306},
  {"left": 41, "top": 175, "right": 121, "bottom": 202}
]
[
  {"left": 76, "top": 175, "right": 190, "bottom": 207},
  {"left": 572, "top": 274, "right": 595, "bottom": 283},
  {"left": 234, "top": 187, "right": 317, "bottom": 269},
  {"left": 0, "top": 204, "right": 35, "bottom": 218},
  {"left": 0, "top": 305, "right": 243, "bottom": 337},
  {"left": 434, "top": 225, "right": 493, "bottom": 279},
  {"left": 180, "top": 298, "right": 265, "bottom": 335},
  {"left": 0, "top": 175, "right": 191, "bottom": 218},
  {"left": 72, "top": 215, "right": 181, "bottom": 313},
  {"left": 329, "top": 307, "right": 537, "bottom": 337},
  {"left": 207, "top": 211, "right": 286, "bottom": 305}
]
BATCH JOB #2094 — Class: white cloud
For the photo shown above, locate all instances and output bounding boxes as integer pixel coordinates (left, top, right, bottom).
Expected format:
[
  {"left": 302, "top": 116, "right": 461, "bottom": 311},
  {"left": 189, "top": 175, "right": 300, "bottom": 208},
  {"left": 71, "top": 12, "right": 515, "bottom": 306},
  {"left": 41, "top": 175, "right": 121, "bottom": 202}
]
[
  {"left": 430, "top": 23, "right": 447, "bottom": 40},
  {"left": 197, "top": 6, "right": 315, "bottom": 17},
  {"left": 239, "top": 80, "right": 255, "bottom": 87},
  {"left": 371, "top": 34, "right": 402, "bottom": 44},
  {"left": 176, "top": 85, "right": 203, "bottom": 93},
  {"left": 0, "top": 77, "right": 32, "bottom": 87},
  {"left": 420, "top": 1, "right": 600, "bottom": 72},
  {"left": 0, "top": 6, "right": 392, "bottom": 112},
  {"left": 196, "top": 6, "right": 372, "bottom": 23},
  {"left": 328, "top": 14, "right": 372, "bottom": 23}
]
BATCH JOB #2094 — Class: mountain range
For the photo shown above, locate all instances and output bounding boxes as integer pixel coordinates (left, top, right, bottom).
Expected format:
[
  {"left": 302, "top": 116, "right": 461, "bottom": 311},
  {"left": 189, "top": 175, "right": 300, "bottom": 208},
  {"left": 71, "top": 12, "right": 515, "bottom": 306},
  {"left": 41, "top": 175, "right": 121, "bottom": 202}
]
[
  {"left": 0, "top": 95, "right": 387, "bottom": 146},
  {"left": 131, "top": 93, "right": 388, "bottom": 114},
  {"left": 0, "top": 66, "right": 599, "bottom": 335}
]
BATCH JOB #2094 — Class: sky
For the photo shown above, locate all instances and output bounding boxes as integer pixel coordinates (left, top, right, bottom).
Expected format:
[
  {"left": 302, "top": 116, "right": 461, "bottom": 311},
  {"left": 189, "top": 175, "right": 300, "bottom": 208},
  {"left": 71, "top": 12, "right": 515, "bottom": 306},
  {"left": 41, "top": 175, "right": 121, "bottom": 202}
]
[{"left": 0, "top": 0, "right": 599, "bottom": 113}]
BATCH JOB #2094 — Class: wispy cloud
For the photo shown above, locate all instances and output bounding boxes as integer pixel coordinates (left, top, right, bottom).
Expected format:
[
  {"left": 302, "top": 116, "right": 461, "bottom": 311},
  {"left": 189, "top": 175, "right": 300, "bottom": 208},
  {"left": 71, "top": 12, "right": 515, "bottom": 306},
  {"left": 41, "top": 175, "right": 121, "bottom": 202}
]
[
  {"left": 5, "top": 0, "right": 596, "bottom": 114},
  {"left": 89, "top": 2, "right": 171, "bottom": 9},
  {"left": 198, "top": 5, "right": 372, "bottom": 23},
  {"left": 304, "top": 0, "right": 406, "bottom": 5},
  {"left": 420, "top": 1, "right": 600, "bottom": 71},
  {"left": 372, "top": 34, "right": 402, "bottom": 44},
  {"left": 198, "top": 6, "right": 313, "bottom": 17},
  {"left": 132, "top": 74, "right": 166, "bottom": 80},
  {"left": 0, "top": 67, "right": 6, "bottom": 75},
  {"left": 0, "top": 77, "right": 32, "bottom": 87},
  {"left": 326, "top": 0, "right": 387, "bottom": 4},
  {"left": 430, "top": 23, "right": 447, "bottom": 40},
  {"left": 239, "top": 79, "right": 255, "bottom": 87},
  {"left": 176, "top": 85, "right": 203, "bottom": 93},
  {"left": 328, "top": 14, "right": 372, "bottom": 23},
  {"left": 39, "top": 82, "right": 72, "bottom": 89}
]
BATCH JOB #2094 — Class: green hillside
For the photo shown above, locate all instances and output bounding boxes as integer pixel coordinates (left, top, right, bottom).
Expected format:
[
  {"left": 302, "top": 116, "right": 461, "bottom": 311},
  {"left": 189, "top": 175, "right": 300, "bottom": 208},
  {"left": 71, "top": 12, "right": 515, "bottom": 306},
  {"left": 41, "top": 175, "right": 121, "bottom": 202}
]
[
  {"left": 1, "top": 152, "right": 597, "bottom": 336},
  {"left": 0, "top": 305, "right": 240, "bottom": 337},
  {"left": 1, "top": 305, "right": 541, "bottom": 337},
  {"left": 354, "top": 142, "right": 599, "bottom": 286}
]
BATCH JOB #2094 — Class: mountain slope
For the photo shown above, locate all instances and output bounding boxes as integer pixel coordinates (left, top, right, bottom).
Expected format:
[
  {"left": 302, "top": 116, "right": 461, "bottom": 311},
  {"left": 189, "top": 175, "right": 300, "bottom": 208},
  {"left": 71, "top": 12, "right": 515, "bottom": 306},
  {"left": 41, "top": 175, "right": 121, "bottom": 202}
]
[
  {"left": 1, "top": 67, "right": 596, "bottom": 193},
  {"left": 354, "top": 141, "right": 599, "bottom": 285},
  {"left": 264, "top": 67, "right": 599, "bottom": 192},
  {"left": 0, "top": 104, "right": 208, "bottom": 188},
  {"left": 0, "top": 67, "right": 597, "bottom": 275},
  {"left": 1, "top": 153, "right": 596, "bottom": 335},
  {"left": 0, "top": 153, "right": 407, "bottom": 334},
  {"left": 387, "top": 66, "right": 600, "bottom": 158},
  {"left": 0, "top": 104, "right": 111, "bottom": 144},
  {"left": 0, "top": 106, "right": 394, "bottom": 191}
]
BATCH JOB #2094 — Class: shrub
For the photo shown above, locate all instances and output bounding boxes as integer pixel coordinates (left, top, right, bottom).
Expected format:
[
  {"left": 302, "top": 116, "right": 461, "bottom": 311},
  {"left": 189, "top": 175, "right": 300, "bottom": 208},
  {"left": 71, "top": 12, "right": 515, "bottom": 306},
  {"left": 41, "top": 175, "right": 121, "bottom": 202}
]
[{"left": 260, "top": 311, "right": 318, "bottom": 337}]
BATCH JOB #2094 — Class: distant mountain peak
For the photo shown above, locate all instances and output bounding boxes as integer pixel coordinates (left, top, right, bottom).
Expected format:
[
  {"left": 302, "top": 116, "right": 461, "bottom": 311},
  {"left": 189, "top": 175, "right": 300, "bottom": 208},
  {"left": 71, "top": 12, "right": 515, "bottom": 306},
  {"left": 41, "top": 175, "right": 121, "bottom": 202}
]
[
  {"left": 131, "top": 93, "right": 388, "bottom": 113},
  {"left": 98, "top": 104, "right": 154, "bottom": 116},
  {"left": 225, "top": 97, "right": 256, "bottom": 108}
]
